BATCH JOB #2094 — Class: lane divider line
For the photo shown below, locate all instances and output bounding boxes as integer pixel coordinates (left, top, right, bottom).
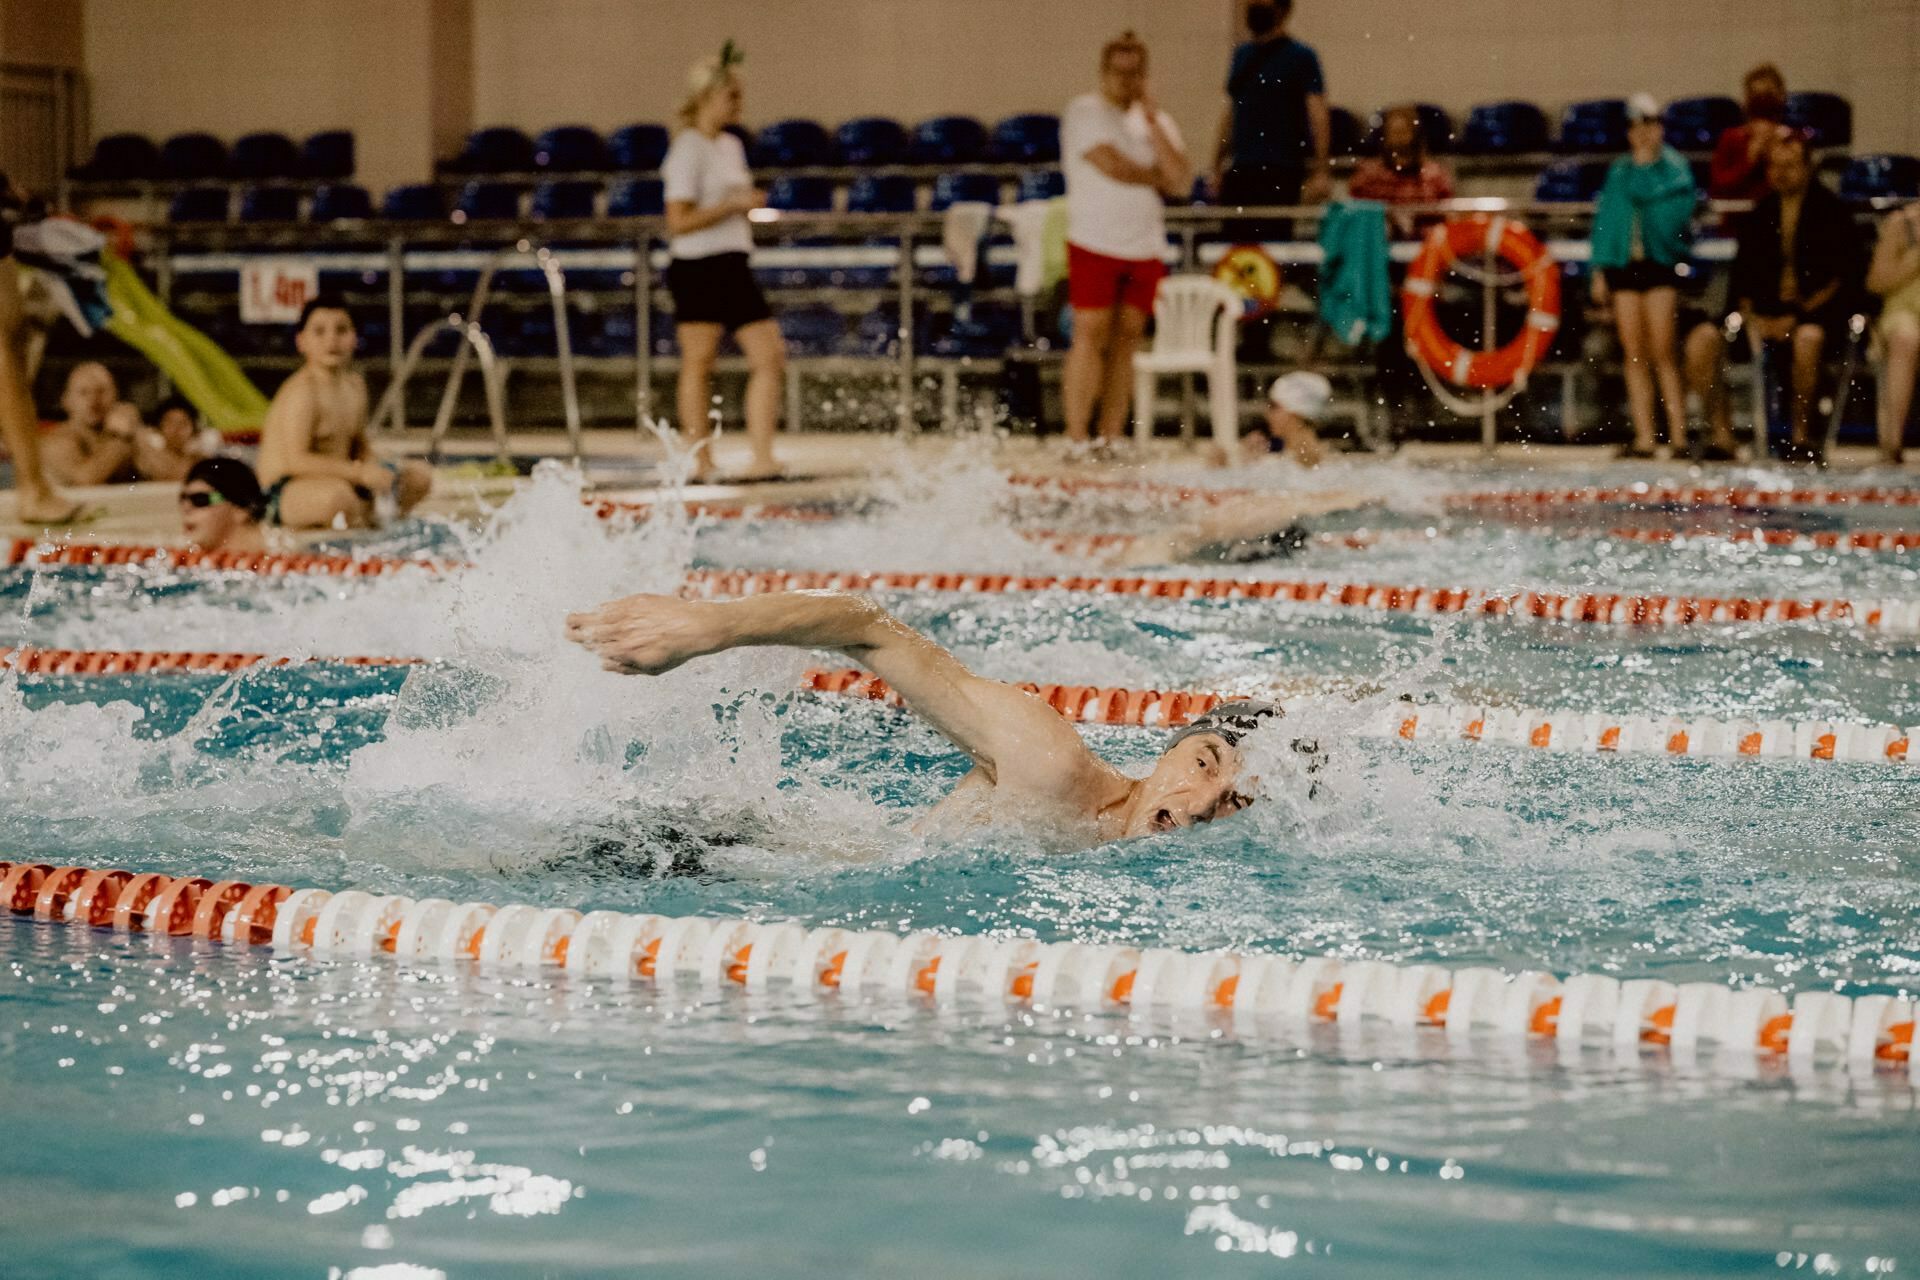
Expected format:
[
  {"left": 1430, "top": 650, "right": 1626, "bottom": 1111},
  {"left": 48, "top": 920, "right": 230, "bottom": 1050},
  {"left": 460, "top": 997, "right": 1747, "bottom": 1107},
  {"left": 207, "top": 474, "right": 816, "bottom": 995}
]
[
  {"left": 1454, "top": 485, "right": 1920, "bottom": 512},
  {"left": 4, "top": 857, "right": 1911, "bottom": 1083},
  {"left": 1600, "top": 526, "right": 1920, "bottom": 556}
]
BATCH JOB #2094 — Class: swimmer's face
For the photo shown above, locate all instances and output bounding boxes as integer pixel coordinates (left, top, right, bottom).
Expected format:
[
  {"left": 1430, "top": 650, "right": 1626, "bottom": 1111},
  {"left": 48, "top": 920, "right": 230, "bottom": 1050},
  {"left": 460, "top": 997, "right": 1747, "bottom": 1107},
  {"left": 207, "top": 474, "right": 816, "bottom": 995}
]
[
  {"left": 295, "top": 307, "right": 357, "bottom": 369},
  {"left": 61, "top": 363, "right": 116, "bottom": 429},
  {"left": 179, "top": 481, "right": 250, "bottom": 549},
  {"left": 1126, "top": 734, "right": 1255, "bottom": 838}
]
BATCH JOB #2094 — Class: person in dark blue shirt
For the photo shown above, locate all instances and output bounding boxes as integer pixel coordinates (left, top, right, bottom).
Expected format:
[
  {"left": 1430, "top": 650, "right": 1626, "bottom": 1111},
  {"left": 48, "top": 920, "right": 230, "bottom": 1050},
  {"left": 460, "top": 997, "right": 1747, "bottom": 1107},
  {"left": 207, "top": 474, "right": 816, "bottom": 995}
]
[{"left": 1212, "top": 0, "right": 1330, "bottom": 223}]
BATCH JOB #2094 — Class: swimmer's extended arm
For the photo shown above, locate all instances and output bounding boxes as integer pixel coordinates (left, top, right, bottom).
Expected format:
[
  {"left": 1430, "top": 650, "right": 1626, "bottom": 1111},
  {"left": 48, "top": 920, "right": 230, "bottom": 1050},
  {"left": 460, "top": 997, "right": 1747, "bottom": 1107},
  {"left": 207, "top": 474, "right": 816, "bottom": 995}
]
[
  {"left": 567, "top": 591, "right": 1094, "bottom": 780},
  {"left": 260, "top": 375, "right": 377, "bottom": 486}
]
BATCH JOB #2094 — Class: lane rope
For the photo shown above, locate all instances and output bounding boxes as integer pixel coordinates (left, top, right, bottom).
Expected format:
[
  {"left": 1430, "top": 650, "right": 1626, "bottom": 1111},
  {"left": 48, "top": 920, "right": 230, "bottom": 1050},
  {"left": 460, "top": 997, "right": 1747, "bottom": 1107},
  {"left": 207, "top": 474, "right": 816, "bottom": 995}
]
[
  {"left": 1601, "top": 526, "right": 1920, "bottom": 556},
  {"left": 1455, "top": 484, "right": 1920, "bottom": 512},
  {"left": 3, "top": 857, "right": 1911, "bottom": 1082}
]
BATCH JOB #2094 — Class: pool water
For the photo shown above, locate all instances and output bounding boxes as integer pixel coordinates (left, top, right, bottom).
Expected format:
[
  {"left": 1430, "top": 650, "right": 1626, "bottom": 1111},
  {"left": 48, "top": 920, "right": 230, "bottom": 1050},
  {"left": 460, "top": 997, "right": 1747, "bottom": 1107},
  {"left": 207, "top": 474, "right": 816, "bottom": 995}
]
[{"left": 2, "top": 458, "right": 1916, "bottom": 1278}]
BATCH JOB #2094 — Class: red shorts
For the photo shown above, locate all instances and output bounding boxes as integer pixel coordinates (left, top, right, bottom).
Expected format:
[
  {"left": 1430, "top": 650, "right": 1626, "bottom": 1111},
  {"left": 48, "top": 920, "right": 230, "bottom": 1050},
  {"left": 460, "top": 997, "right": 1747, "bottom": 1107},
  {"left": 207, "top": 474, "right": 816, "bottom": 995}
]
[{"left": 1067, "top": 242, "right": 1166, "bottom": 314}]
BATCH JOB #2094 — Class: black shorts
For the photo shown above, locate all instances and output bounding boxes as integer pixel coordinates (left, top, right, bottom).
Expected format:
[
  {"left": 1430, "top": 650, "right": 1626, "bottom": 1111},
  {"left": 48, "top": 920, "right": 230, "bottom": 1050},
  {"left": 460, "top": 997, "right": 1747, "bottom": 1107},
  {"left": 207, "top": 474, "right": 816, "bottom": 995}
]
[
  {"left": 666, "top": 251, "right": 773, "bottom": 332},
  {"left": 1602, "top": 261, "right": 1685, "bottom": 293}
]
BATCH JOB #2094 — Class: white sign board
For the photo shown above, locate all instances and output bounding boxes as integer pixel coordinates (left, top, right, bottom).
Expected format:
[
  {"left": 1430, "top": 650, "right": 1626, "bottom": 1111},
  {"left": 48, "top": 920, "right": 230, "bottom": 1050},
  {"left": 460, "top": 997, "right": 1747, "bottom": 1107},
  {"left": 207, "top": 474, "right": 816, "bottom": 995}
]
[{"left": 239, "top": 259, "right": 320, "bottom": 324}]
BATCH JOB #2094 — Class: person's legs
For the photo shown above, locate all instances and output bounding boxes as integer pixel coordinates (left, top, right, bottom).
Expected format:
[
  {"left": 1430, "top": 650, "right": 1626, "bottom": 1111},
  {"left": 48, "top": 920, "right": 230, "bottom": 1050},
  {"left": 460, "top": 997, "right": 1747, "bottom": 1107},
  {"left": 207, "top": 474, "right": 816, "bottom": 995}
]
[
  {"left": 1094, "top": 304, "right": 1149, "bottom": 442},
  {"left": 1063, "top": 305, "right": 1114, "bottom": 443},
  {"left": 674, "top": 321, "right": 723, "bottom": 479},
  {"left": 733, "top": 317, "right": 786, "bottom": 477},
  {"left": 0, "top": 257, "right": 78, "bottom": 522},
  {"left": 1683, "top": 322, "right": 1738, "bottom": 450},
  {"left": 1877, "top": 315, "right": 1919, "bottom": 465},
  {"left": 1788, "top": 320, "right": 1826, "bottom": 444},
  {"left": 1642, "top": 287, "right": 1689, "bottom": 446},
  {"left": 271, "top": 476, "right": 372, "bottom": 529},
  {"left": 394, "top": 459, "right": 434, "bottom": 514},
  {"left": 1611, "top": 289, "right": 1657, "bottom": 452}
]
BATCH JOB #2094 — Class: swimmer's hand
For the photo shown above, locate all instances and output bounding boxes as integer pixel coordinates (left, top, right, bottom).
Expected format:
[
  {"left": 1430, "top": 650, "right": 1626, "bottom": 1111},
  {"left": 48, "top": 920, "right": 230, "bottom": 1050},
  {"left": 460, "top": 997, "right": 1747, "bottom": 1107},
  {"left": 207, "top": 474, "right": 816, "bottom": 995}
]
[{"left": 567, "top": 594, "right": 723, "bottom": 675}]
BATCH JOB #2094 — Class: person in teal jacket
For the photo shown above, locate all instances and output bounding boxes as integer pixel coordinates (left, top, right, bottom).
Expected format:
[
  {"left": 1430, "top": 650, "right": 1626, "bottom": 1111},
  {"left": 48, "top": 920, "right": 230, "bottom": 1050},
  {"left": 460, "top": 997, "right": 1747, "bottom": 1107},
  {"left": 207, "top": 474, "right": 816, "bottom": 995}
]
[{"left": 1590, "top": 94, "right": 1717, "bottom": 458}]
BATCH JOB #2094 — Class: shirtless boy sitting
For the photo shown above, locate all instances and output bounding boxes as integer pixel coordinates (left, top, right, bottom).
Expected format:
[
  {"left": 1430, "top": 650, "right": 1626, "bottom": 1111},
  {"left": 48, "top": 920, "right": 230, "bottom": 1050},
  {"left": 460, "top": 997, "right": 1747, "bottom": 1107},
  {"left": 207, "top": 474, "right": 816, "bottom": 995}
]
[{"left": 257, "top": 296, "right": 431, "bottom": 529}]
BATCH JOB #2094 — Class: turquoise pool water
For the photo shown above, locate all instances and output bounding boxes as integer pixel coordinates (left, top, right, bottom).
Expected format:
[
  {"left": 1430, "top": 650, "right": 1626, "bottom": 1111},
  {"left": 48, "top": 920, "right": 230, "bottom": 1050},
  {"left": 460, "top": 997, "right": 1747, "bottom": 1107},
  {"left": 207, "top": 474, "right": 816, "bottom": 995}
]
[{"left": 2, "top": 460, "right": 1916, "bottom": 1277}]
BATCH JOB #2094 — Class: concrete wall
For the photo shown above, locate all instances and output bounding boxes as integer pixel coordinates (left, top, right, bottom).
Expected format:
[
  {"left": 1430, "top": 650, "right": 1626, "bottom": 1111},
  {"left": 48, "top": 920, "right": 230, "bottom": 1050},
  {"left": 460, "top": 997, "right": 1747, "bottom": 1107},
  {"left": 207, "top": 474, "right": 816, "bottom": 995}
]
[{"left": 3, "top": 0, "right": 84, "bottom": 67}]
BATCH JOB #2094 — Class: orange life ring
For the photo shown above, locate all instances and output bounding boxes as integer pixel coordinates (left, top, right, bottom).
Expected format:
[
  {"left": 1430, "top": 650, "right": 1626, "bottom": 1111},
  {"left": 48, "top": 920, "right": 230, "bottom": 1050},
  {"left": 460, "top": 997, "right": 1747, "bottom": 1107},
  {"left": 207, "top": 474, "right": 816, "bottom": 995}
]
[{"left": 1401, "top": 215, "right": 1560, "bottom": 390}]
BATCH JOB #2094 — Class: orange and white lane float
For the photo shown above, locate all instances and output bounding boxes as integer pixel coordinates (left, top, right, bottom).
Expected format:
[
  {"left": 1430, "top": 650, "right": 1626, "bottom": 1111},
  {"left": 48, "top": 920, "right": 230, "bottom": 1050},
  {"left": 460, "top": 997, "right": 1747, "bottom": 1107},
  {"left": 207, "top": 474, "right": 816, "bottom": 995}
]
[
  {"left": 1600, "top": 526, "right": 1920, "bottom": 556},
  {"left": 687, "top": 567, "right": 1920, "bottom": 636},
  {"left": 3, "top": 538, "right": 458, "bottom": 578},
  {"left": 1006, "top": 474, "right": 1255, "bottom": 506},
  {"left": 1454, "top": 484, "right": 1920, "bottom": 513},
  {"left": 0, "top": 646, "right": 423, "bottom": 676},
  {"left": 1021, "top": 529, "right": 1399, "bottom": 557},
  {"left": 3, "top": 856, "right": 1912, "bottom": 1082}
]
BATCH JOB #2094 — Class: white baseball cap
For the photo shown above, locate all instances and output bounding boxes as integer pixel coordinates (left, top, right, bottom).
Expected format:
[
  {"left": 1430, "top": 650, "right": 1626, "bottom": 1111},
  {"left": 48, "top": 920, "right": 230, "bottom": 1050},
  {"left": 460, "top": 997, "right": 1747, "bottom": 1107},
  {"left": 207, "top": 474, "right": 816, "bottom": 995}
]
[
  {"left": 1268, "top": 371, "right": 1332, "bottom": 420},
  {"left": 1627, "top": 93, "right": 1662, "bottom": 124}
]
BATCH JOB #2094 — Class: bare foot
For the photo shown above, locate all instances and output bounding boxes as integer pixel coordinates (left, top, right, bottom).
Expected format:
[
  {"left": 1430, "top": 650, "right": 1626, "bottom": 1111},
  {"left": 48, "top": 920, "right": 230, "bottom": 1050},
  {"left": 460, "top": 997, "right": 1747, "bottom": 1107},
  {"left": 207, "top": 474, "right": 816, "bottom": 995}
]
[
  {"left": 731, "top": 456, "right": 786, "bottom": 482},
  {"left": 11, "top": 491, "right": 90, "bottom": 525}
]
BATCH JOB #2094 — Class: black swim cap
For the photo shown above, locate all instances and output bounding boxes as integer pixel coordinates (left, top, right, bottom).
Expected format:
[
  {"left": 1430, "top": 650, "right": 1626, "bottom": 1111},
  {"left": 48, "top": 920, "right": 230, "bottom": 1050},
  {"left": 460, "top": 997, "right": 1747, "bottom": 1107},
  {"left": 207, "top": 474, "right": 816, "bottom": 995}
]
[
  {"left": 184, "top": 456, "right": 265, "bottom": 520},
  {"left": 1166, "top": 699, "right": 1282, "bottom": 749}
]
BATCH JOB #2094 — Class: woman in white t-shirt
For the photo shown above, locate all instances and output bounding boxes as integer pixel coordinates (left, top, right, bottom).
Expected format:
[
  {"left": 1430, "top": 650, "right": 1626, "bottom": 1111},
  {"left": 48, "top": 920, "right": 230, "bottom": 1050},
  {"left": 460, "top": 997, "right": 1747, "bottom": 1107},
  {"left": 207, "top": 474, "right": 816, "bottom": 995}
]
[{"left": 662, "top": 49, "right": 783, "bottom": 480}]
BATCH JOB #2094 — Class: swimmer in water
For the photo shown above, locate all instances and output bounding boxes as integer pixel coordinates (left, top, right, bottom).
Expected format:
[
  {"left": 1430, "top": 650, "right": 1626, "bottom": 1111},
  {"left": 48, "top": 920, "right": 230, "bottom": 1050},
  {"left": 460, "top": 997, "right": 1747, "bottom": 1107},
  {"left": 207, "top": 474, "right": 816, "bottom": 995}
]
[{"left": 567, "top": 590, "right": 1287, "bottom": 849}]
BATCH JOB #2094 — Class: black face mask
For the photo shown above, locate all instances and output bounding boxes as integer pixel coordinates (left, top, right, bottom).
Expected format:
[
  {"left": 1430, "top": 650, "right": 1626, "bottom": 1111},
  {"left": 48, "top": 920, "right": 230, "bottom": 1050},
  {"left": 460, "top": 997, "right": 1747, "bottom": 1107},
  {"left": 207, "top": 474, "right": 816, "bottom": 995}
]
[{"left": 1246, "top": 3, "right": 1278, "bottom": 36}]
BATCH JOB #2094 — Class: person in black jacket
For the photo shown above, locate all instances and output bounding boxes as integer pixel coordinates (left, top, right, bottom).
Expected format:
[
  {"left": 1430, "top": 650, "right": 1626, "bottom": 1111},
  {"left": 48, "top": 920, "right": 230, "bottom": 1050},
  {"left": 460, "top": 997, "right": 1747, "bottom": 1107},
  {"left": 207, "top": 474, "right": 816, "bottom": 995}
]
[{"left": 1730, "top": 133, "right": 1866, "bottom": 463}]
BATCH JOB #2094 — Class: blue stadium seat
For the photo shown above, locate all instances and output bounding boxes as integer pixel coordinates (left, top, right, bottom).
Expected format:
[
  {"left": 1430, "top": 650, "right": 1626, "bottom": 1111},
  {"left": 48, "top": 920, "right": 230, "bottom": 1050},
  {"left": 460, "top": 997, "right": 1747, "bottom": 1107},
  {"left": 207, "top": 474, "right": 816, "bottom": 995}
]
[
  {"left": 230, "top": 132, "right": 300, "bottom": 179},
  {"left": 779, "top": 305, "right": 848, "bottom": 357},
  {"left": 837, "top": 117, "right": 909, "bottom": 167},
  {"left": 237, "top": 186, "right": 300, "bottom": 222},
  {"left": 533, "top": 126, "right": 609, "bottom": 172},
  {"left": 1460, "top": 101, "right": 1549, "bottom": 155},
  {"left": 454, "top": 181, "right": 522, "bottom": 221},
  {"left": 1365, "top": 105, "right": 1455, "bottom": 155},
  {"left": 1661, "top": 96, "right": 1742, "bottom": 151},
  {"left": 453, "top": 127, "right": 536, "bottom": 174},
  {"left": 609, "top": 123, "right": 671, "bottom": 171},
  {"left": 927, "top": 303, "right": 1018, "bottom": 358},
  {"left": 1533, "top": 159, "right": 1609, "bottom": 203},
  {"left": 1558, "top": 99, "right": 1629, "bottom": 153},
  {"left": 989, "top": 113, "right": 1060, "bottom": 164},
  {"left": 75, "top": 132, "right": 160, "bottom": 181},
  {"left": 381, "top": 184, "right": 446, "bottom": 220},
  {"left": 1326, "top": 106, "right": 1364, "bottom": 157},
  {"left": 766, "top": 176, "right": 835, "bottom": 211},
  {"left": 724, "top": 123, "right": 755, "bottom": 154},
  {"left": 160, "top": 133, "right": 228, "bottom": 181},
  {"left": 911, "top": 115, "right": 989, "bottom": 165},
  {"left": 1017, "top": 169, "right": 1064, "bottom": 202},
  {"left": 1784, "top": 92, "right": 1852, "bottom": 148},
  {"left": 168, "top": 186, "right": 231, "bottom": 222},
  {"left": 1839, "top": 154, "right": 1920, "bottom": 203},
  {"left": 302, "top": 130, "right": 355, "bottom": 179},
  {"left": 606, "top": 176, "right": 664, "bottom": 217},
  {"left": 310, "top": 183, "right": 373, "bottom": 221},
  {"left": 531, "top": 179, "right": 599, "bottom": 219},
  {"left": 845, "top": 174, "right": 917, "bottom": 214},
  {"left": 930, "top": 172, "right": 1000, "bottom": 210},
  {"left": 752, "top": 119, "right": 836, "bottom": 168}
]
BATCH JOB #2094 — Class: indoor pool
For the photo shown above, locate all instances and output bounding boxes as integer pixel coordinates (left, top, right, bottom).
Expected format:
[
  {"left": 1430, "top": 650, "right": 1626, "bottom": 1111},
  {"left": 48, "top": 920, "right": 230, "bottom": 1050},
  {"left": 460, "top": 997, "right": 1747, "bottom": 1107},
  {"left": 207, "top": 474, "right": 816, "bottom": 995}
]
[{"left": 2, "top": 459, "right": 1916, "bottom": 1278}]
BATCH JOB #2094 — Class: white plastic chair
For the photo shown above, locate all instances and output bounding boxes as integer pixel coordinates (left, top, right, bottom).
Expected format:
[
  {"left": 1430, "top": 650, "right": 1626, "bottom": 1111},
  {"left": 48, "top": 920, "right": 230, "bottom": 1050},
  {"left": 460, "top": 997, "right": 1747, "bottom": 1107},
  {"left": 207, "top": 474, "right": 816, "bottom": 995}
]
[{"left": 1133, "top": 275, "right": 1241, "bottom": 446}]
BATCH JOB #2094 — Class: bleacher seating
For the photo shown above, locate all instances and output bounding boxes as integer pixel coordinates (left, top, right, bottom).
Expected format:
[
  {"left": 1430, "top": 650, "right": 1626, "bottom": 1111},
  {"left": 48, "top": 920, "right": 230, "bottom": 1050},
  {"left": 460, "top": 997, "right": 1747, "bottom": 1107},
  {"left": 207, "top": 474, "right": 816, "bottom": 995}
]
[
  {"left": 1460, "top": 101, "right": 1550, "bottom": 155},
  {"left": 454, "top": 181, "right": 523, "bottom": 221},
  {"left": 606, "top": 177, "right": 664, "bottom": 218},
  {"left": 1533, "top": 158, "right": 1608, "bottom": 203},
  {"left": 531, "top": 179, "right": 598, "bottom": 220},
  {"left": 237, "top": 186, "right": 301, "bottom": 222},
  {"left": 752, "top": 119, "right": 837, "bottom": 168},
  {"left": 167, "top": 186, "right": 231, "bottom": 222},
  {"left": 766, "top": 175, "right": 836, "bottom": 212},
  {"left": 837, "top": 117, "right": 910, "bottom": 167},
  {"left": 779, "top": 305, "right": 848, "bottom": 356},
  {"left": 930, "top": 172, "right": 1000, "bottom": 211},
  {"left": 989, "top": 114, "right": 1060, "bottom": 164},
  {"left": 533, "top": 126, "right": 610, "bottom": 172},
  {"left": 1784, "top": 91, "right": 1852, "bottom": 148},
  {"left": 1558, "top": 99, "right": 1629, "bottom": 153},
  {"left": 451, "top": 127, "right": 536, "bottom": 174},
  {"left": 608, "top": 124, "right": 671, "bottom": 171},
  {"left": 1017, "top": 169, "right": 1064, "bottom": 202},
  {"left": 160, "top": 133, "right": 229, "bottom": 181},
  {"left": 230, "top": 132, "right": 301, "bottom": 180},
  {"left": 1839, "top": 154, "right": 1920, "bottom": 203},
  {"left": 301, "top": 131, "right": 356, "bottom": 180},
  {"left": 311, "top": 183, "right": 373, "bottom": 221},
  {"left": 846, "top": 174, "right": 918, "bottom": 214},
  {"left": 1326, "top": 106, "right": 1364, "bottom": 157},
  {"left": 1661, "top": 96, "right": 1741, "bottom": 151},
  {"left": 381, "top": 184, "right": 446, "bottom": 221},
  {"left": 911, "top": 116, "right": 989, "bottom": 166},
  {"left": 73, "top": 132, "right": 161, "bottom": 182}
]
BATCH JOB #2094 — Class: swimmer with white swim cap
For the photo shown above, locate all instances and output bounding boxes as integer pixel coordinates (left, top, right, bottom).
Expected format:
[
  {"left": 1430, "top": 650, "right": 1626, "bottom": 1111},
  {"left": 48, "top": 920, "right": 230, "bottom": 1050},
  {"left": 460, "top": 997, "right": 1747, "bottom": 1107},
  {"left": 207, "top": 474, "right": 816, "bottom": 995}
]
[{"left": 567, "top": 591, "right": 1295, "bottom": 848}]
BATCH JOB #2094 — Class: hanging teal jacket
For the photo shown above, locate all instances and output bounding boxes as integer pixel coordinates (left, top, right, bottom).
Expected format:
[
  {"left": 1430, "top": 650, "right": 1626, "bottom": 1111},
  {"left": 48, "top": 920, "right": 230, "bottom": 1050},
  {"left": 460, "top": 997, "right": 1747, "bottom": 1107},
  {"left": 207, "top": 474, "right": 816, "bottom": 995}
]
[
  {"left": 1317, "top": 200, "right": 1391, "bottom": 344},
  {"left": 1590, "top": 146, "right": 1697, "bottom": 270}
]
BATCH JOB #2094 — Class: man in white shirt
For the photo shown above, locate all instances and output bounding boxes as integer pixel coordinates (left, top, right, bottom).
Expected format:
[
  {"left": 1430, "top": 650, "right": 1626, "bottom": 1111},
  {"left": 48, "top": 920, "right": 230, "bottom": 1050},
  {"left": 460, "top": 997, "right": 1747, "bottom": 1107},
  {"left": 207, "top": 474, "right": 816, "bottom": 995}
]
[{"left": 1061, "top": 31, "right": 1192, "bottom": 449}]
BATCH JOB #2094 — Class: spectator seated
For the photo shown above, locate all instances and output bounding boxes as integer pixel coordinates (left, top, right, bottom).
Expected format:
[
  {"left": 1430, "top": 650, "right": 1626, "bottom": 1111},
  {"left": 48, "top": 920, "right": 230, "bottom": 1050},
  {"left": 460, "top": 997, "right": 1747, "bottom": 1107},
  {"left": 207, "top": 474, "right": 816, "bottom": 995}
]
[
  {"left": 1366, "top": 105, "right": 1454, "bottom": 155},
  {"left": 381, "top": 184, "right": 446, "bottom": 221},
  {"left": 609, "top": 123, "right": 671, "bottom": 171},
  {"left": 1017, "top": 169, "right": 1064, "bottom": 202},
  {"left": 606, "top": 176, "right": 664, "bottom": 217},
  {"left": 1326, "top": 106, "right": 1364, "bottom": 157},
  {"left": 453, "top": 181, "right": 523, "bottom": 222},
  {"left": 911, "top": 115, "right": 989, "bottom": 166},
  {"left": 931, "top": 172, "right": 1001, "bottom": 210},
  {"left": 310, "top": 183, "right": 373, "bottom": 221},
  {"left": 1558, "top": 99, "right": 1629, "bottom": 153},
  {"left": 302, "top": 130, "right": 356, "bottom": 180},
  {"left": 766, "top": 175, "right": 836, "bottom": 212},
  {"left": 752, "top": 119, "right": 836, "bottom": 168},
  {"left": 1533, "top": 158, "right": 1609, "bottom": 203},
  {"left": 1460, "top": 101, "right": 1549, "bottom": 155},
  {"left": 534, "top": 125, "right": 609, "bottom": 172},
  {"left": 1784, "top": 91, "right": 1852, "bottom": 148},
  {"left": 1839, "top": 154, "right": 1920, "bottom": 204},
  {"left": 238, "top": 186, "right": 301, "bottom": 222},
  {"left": 74, "top": 132, "right": 160, "bottom": 182},
  {"left": 531, "top": 179, "right": 599, "bottom": 220},
  {"left": 989, "top": 113, "right": 1061, "bottom": 164},
  {"left": 837, "top": 117, "right": 910, "bottom": 167},
  {"left": 168, "top": 186, "right": 231, "bottom": 223},
  {"left": 452, "top": 127, "right": 536, "bottom": 174},
  {"left": 230, "top": 132, "right": 300, "bottom": 179},
  {"left": 160, "top": 132, "right": 229, "bottom": 181},
  {"left": 845, "top": 174, "right": 918, "bottom": 214},
  {"left": 1661, "top": 96, "right": 1742, "bottom": 151},
  {"left": 779, "top": 305, "right": 848, "bottom": 357}
]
